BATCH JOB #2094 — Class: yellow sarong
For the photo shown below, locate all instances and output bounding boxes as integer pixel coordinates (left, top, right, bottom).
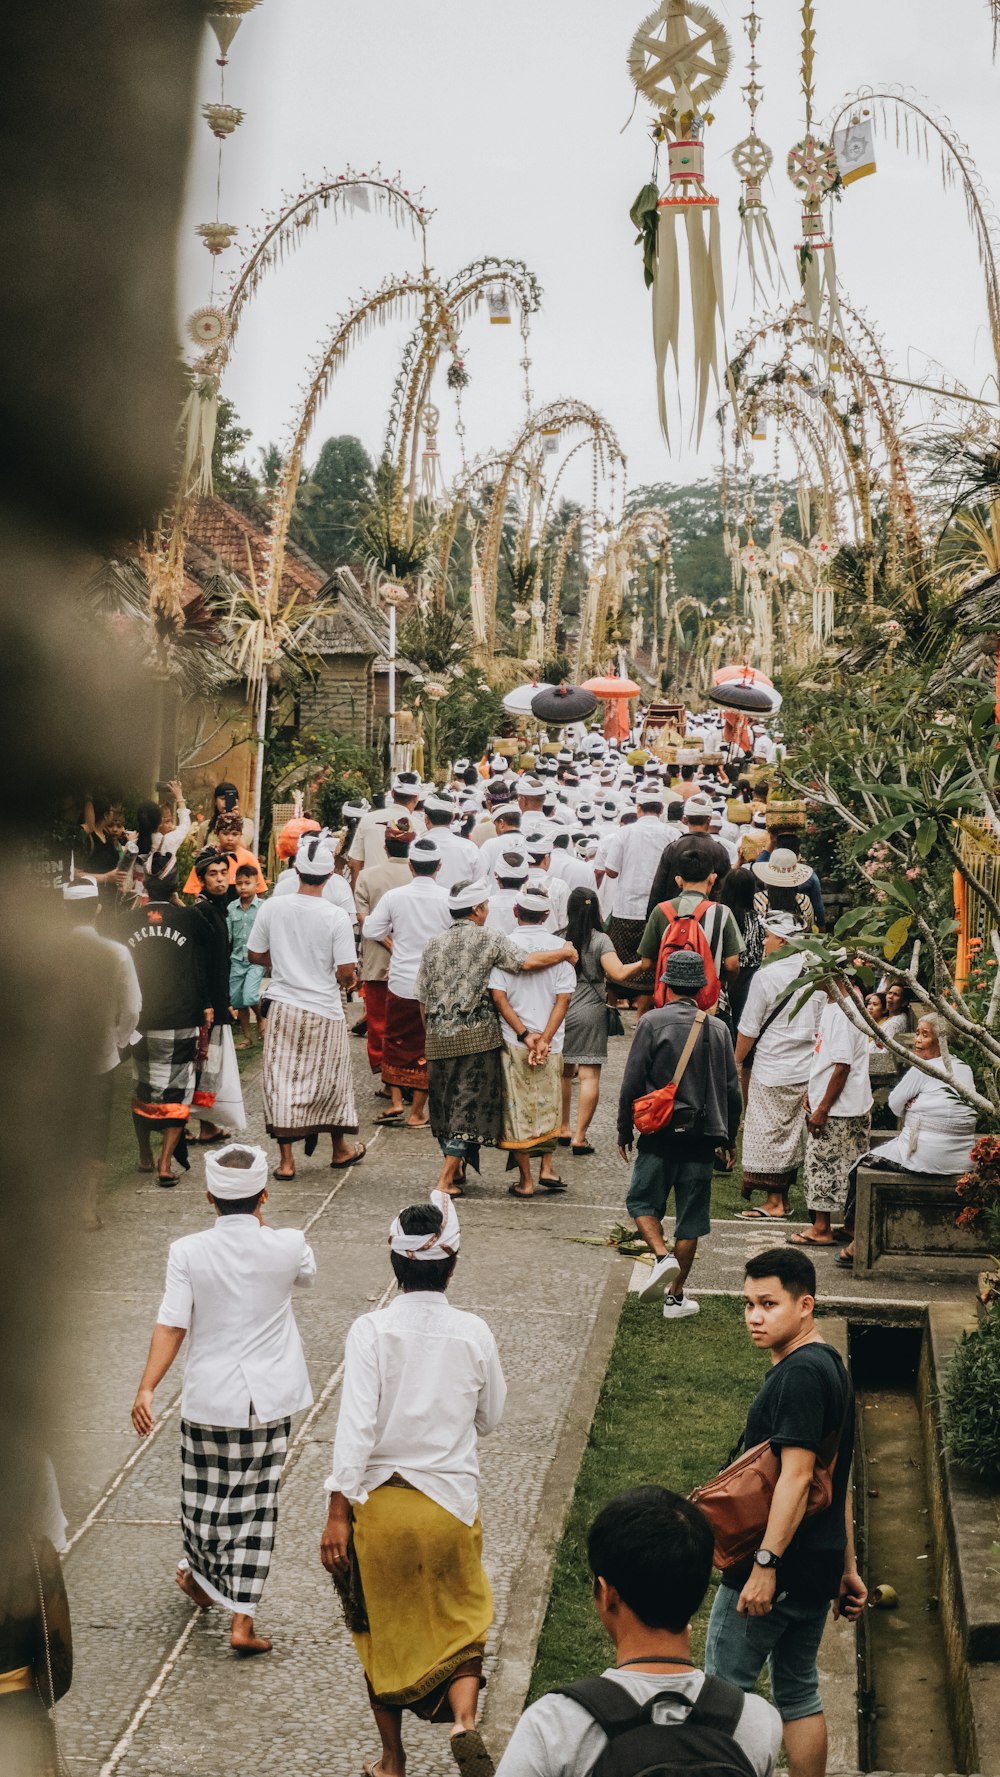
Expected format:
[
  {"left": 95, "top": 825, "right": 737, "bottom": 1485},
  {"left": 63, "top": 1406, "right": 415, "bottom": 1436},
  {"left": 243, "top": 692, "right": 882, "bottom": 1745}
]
[{"left": 351, "top": 1480, "right": 492, "bottom": 1714}]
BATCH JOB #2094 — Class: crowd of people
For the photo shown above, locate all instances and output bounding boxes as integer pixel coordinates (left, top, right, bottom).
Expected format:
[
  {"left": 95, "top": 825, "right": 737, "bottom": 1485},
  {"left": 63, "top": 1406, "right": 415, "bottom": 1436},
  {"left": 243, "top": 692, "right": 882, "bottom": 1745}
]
[{"left": 29, "top": 718, "right": 981, "bottom": 1777}]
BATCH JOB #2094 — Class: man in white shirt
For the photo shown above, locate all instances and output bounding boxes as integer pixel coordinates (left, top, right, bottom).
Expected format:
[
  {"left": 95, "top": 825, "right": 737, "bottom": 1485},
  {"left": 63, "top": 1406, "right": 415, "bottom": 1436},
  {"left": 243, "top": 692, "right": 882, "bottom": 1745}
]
[
  {"left": 486, "top": 850, "right": 530, "bottom": 934},
  {"left": 792, "top": 986, "right": 873, "bottom": 1248},
  {"left": 735, "top": 916, "right": 820, "bottom": 1221},
  {"left": 321, "top": 1192, "right": 505, "bottom": 1777},
  {"left": 548, "top": 831, "right": 597, "bottom": 895},
  {"left": 523, "top": 828, "right": 570, "bottom": 932},
  {"left": 248, "top": 834, "right": 362, "bottom": 1180},
  {"left": 64, "top": 876, "right": 142, "bottom": 1230},
  {"left": 478, "top": 803, "right": 527, "bottom": 882},
  {"left": 131, "top": 1144, "right": 315, "bottom": 1656},
  {"left": 272, "top": 826, "right": 356, "bottom": 922},
  {"left": 598, "top": 791, "right": 671, "bottom": 1000},
  {"left": 497, "top": 1486, "right": 780, "bottom": 1777},
  {"left": 362, "top": 835, "right": 451, "bottom": 1129},
  {"left": 489, "top": 886, "right": 576, "bottom": 1196},
  {"left": 423, "top": 793, "right": 483, "bottom": 891},
  {"left": 348, "top": 772, "right": 422, "bottom": 882}
]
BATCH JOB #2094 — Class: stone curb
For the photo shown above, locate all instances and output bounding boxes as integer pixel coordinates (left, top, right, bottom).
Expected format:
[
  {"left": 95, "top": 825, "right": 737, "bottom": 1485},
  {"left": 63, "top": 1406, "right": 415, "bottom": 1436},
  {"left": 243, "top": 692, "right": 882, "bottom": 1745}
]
[{"left": 480, "top": 1249, "right": 633, "bottom": 1753}]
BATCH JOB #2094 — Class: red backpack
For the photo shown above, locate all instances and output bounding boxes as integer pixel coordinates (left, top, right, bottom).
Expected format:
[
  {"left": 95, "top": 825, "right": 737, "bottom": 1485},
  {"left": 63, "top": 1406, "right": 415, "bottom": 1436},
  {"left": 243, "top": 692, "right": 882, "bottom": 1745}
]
[{"left": 652, "top": 898, "right": 722, "bottom": 1011}]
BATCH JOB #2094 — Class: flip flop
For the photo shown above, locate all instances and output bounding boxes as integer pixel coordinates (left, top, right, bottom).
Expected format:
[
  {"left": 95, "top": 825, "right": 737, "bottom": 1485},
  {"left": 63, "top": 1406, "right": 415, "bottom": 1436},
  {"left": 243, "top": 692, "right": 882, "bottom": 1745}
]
[
  {"left": 272, "top": 1169, "right": 296, "bottom": 1182},
  {"left": 450, "top": 1727, "right": 496, "bottom": 1777},
  {"left": 362, "top": 1761, "right": 384, "bottom": 1777},
  {"left": 404, "top": 1120, "right": 431, "bottom": 1131},
  {"left": 508, "top": 1185, "right": 538, "bottom": 1198},
  {"left": 834, "top": 1249, "right": 854, "bottom": 1269},
  {"left": 786, "top": 1231, "right": 836, "bottom": 1247},
  {"left": 739, "top": 1208, "right": 790, "bottom": 1221},
  {"left": 571, "top": 1143, "right": 595, "bottom": 1156},
  {"left": 539, "top": 1177, "right": 567, "bottom": 1191},
  {"left": 157, "top": 1174, "right": 179, "bottom": 1188},
  {"left": 193, "top": 1130, "right": 232, "bottom": 1146},
  {"left": 556, "top": 1135, "right": 572, "bottom": 1147},
  {"left": 373, "top": 1109, "right": 403, "bottom": 1124},
  {"left": 331, "top": 1143, "right": 366, "bottom": 1170}
]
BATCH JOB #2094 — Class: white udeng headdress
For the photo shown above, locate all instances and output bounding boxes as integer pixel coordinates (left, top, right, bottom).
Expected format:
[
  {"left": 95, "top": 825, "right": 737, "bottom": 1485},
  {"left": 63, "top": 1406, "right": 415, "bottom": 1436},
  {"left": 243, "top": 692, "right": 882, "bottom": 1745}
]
[
  {"left": 388, "top": 1189, "right": 461, "bottom": 1261},
  {"left": 206, "top": 1144, "right": 269, "bottom": 1199}
]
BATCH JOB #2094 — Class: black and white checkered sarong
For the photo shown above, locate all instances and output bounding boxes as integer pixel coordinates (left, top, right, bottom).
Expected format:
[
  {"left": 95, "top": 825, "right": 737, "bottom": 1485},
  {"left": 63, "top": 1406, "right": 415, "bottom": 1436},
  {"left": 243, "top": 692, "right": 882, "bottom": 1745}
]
[{"left": 180, "top": 1416, "right": 290, "bottom": 1611}]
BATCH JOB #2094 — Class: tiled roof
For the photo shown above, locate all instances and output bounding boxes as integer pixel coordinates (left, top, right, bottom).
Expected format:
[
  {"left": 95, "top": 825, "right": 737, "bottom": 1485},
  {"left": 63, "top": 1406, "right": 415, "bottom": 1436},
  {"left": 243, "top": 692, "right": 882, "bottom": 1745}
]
[{"left": 186, "top": 498, "right": 326, "bottom": 599}]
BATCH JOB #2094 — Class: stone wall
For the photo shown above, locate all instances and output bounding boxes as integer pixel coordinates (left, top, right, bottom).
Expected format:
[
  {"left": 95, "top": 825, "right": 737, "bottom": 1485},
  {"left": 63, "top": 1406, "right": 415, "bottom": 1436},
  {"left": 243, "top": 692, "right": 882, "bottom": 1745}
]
[{"left": 299, "top": 659, "right": 374, "bottom": 745}]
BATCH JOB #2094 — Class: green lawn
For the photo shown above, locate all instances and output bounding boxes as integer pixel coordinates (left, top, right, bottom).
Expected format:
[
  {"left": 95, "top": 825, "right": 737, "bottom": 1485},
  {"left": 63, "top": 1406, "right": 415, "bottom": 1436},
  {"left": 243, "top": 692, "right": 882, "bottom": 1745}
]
[
  {"left": 528, "top": 1295, "right": 771, "bottom": 1700},
  {"left": 711, "top": 1149, "right": 807, "bottom": 1222}
]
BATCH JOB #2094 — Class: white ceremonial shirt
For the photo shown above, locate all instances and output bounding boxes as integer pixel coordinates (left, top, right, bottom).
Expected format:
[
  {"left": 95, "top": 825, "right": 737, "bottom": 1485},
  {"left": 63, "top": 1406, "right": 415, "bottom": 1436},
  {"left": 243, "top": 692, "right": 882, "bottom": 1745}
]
[
  {"left": 326, "top": 1291, "right": 506, "bottom": 1525},
  {"left": 362, "top": 875, "right": 451, "bottom": 999},
  {"left": 158, "top": 1216, "right": 315, "bottom": 1428},
  {"left": 248, "top": 893, "right": 356, "bottom": 1021},
  {"left": 429, "top": 827, "right": 483, "bottom": 893},
  {"left": 526, "top": 866, "right": 570, "bottom": 933},
  {"left": 738, "top": 953, "right": 820, "bottom": 1086},
  {"left": 600, "top": 816, "right": 671, "bottom": 920},
  {"left": 72, "top": 926, "right": 142, "bottom": 1073},
  {"left": 877, "top": 1063, "right": 977, "bottom": 1174},
  {"left": 347, "top": 802, "right": 414, "bottom": 870},
  {"left": 548, "top": 850, "right": 598, "bottom": 895},
  {"left": 489, "top": 925, "right": 576, "bottom": 1053},
  {"left": 485, "top": 889, "right": 519, "bottom": 934},
  {"left": 480, "top": 831, "right": 529, "bottom": 883},
  {"left": 808, "top": 1000, "right": 874, "bottom": 1118},
  {"left": 273, "top": 865, "right": 356, "bottom": 922}
]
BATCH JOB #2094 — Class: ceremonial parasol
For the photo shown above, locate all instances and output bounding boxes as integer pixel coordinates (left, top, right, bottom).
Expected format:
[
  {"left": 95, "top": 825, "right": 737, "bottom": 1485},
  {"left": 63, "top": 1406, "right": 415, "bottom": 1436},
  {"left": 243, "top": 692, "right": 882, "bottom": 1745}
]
[
  {"left": 709, "top": 680, "right": 778, "bottom": 713},
  {"left": 582, "top": 675, "right": 642, "bottom": 698},
  {"left": 531, "top": 683, "right": 599, "bottom": 725},
  {"left": 583, "top": 674, "right": 642, "bottom": 744},
  {"left": 503, "top": 681, "right": 554, "bottom": 716},
  {"left": 712, "top": 663, "right": 773, "bottom": 688}
]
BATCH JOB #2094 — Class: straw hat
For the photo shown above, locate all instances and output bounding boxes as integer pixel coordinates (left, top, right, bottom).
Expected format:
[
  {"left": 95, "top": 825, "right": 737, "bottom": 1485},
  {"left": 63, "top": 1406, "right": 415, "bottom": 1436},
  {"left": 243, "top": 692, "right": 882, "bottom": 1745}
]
[{"left": 751, "top": 847, "right": 813, "bottom": 888}]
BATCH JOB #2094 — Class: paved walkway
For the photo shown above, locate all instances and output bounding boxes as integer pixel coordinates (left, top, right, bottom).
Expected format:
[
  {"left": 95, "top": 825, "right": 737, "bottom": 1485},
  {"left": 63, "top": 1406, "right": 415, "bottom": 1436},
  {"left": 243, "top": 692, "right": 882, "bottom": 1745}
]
[{"left": 50, "top": 1012, "right": 971, "bottom": 1776}]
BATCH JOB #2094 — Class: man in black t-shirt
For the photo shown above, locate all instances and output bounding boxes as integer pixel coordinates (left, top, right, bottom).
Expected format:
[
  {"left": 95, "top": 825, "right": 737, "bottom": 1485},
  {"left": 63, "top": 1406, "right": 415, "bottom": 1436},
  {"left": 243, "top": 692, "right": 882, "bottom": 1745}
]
[{"left": 705, "top": 1247, "right": 866, "bottom": 1777}]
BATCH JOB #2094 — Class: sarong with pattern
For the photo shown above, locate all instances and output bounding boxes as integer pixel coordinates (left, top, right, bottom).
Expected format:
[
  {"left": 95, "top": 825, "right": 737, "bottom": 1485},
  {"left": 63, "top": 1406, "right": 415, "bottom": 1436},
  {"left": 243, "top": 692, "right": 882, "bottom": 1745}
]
[
  {"left": 179, "top": 1414, "right": 290, "bottom": 1611},
  {"left": 131, "top": 1028, "right": 197, "bottom": 1124},
  {"left": 498, "top": 1046, "right": 562, "bottom": 1152},
  {"left": 804, "top": 1111, "right": 872, "bottom": 1213},
  {"left": 381, "top": 991, "right": 428, "bottom": 1091},
  {"left": 262, "top": 1000, "right": 358, "bottom": 1139},
  {"left": 741, "top": 1076, "right": 809, "bottom": 1199}
]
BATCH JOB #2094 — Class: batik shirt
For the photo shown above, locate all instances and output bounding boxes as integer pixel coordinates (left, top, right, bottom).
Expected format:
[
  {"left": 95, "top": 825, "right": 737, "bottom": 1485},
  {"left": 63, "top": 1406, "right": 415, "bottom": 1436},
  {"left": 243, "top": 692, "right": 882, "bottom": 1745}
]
[{"left": 415, "top": 923, "right": 527, "bottom": 1059}]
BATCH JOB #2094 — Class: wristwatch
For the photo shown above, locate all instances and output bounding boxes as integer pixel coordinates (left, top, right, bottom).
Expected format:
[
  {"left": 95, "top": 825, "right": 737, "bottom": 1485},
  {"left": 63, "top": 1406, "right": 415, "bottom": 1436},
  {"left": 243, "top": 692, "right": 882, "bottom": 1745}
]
[
  {"left": 753, "top": 1549, "right": 779, "bottom": 1569},
  {"left": 516, "top": 1029, "right": 530, "bottom": 1045}
]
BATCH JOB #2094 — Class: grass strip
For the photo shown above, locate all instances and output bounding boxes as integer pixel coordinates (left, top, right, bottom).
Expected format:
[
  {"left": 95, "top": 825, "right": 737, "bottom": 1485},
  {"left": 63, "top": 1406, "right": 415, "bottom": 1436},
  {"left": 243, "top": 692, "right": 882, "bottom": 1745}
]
[{"left": 528, "top": 1293, "right": 770, "bottom": 1701}]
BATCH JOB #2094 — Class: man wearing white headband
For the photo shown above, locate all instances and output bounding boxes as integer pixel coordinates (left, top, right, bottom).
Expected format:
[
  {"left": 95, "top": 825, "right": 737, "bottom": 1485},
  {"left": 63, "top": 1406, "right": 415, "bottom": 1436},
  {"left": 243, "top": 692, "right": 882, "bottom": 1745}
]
[
  {"left": 423, "top": 792, "right": 482, "bottom": 891},
  {"left": 363, "top": 836, "right": 451, "bottom": 1128},
  {"left": 248, "top": 837, "right": 364, "bottom": 1180},
  {"left": 734, "top": 913, "right": 819, "bottom": 1222},
  {"left": 597, "top": 789, "right": 673, "bottom": 1005},
  {"left": 272, "top": 824, "right": 356, "bottom": 922},
  {"left": 488, "top": 888, "right": 577, "bottom": 1196},
  {"left": 131, "top": 1144, "right": 315, "bottom": 1656},
  {"left": 347, "top": 774, "right": 422, "bottom": 883},
  {"left": 485, "top": 849, "right": 531, "bottom": 935},
  {"left": 416, "top": 880, "right": 578, "bottom": 1197},
  {"left": 322, "top": 1189, "right": 505, "bottom": 1777}
]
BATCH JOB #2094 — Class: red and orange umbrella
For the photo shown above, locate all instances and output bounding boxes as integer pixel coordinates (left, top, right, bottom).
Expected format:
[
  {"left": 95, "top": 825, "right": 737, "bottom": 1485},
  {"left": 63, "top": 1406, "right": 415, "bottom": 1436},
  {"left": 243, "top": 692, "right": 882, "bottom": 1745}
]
[{"left": 582, "top": 674, "right": 642, "bottom": 698}]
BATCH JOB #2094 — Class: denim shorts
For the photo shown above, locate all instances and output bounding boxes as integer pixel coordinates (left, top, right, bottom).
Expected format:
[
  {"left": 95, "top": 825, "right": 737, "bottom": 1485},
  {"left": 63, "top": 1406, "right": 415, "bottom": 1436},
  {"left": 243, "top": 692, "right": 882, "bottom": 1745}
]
[
  {"left": 705, "top": 1581, "right": 827, "bottom": 1721},
  {"left": 625, "top": 1148, "right": 713, "bottom": 1239}
]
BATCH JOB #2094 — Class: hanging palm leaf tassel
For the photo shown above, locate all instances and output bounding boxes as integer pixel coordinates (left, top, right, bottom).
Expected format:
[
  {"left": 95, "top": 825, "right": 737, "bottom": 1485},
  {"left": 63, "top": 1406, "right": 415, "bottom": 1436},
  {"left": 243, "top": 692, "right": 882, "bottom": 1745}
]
[
  {"left": 178, "top": 371, "right": 219, "bottom": 499},
  {"left": 653, "top": 139, "right": 725, "bottom": 448},
  {"left": 739, "top": 201, "right": 787, "bottom": 301},
  {"left": 797, "top": 213, "right": 844, "bottom": 357}
]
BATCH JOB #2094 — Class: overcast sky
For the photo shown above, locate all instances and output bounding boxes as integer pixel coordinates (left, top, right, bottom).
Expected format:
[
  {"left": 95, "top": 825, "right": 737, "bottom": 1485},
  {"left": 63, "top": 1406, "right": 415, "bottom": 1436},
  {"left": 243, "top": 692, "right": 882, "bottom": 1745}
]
[{"left": 179, "top": 0, "right": 1000, "bottom": 513}]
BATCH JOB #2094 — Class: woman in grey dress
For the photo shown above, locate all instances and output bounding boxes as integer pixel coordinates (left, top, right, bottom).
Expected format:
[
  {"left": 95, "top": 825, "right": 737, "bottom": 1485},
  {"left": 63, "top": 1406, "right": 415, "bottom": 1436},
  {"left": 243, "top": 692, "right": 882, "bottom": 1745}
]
[{"left": 559, "top": 888, "right": 647, "bottom": 1155}]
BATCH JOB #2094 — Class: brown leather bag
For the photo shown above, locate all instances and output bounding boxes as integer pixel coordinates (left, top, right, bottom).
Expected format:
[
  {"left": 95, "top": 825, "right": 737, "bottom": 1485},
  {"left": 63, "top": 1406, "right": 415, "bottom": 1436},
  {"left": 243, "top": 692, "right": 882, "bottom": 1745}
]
[{"left": 690, "top": 1431, "right": 840, "bottom": 1571}]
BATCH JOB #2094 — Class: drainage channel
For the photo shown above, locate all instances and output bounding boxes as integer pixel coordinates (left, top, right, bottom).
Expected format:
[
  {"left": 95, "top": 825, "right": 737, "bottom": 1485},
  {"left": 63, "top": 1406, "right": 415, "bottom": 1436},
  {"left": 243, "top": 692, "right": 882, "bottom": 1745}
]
[{"left": 850, "top": 1322, "right": 960, "bottom": 1775}]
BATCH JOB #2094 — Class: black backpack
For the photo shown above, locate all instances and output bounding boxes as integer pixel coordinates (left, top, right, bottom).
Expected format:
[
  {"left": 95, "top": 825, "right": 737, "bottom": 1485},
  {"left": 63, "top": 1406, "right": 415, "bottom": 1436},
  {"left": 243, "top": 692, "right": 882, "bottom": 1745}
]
[{"left": 552, "top": 1674, "right": 758, "bottom": 1777}]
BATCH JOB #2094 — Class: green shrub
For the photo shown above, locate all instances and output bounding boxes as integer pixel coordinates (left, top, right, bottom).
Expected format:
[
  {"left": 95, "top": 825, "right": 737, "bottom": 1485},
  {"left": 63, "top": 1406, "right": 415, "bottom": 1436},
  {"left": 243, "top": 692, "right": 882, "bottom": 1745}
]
[{"left": 943, "top": 1311, "right": 1000, "bottom": 1482}]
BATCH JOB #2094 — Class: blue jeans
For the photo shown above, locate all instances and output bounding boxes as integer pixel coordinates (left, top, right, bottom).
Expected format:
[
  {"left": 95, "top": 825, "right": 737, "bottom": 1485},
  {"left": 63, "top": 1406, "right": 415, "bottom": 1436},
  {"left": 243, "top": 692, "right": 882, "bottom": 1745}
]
[{"left": 705, "top": 1580, "right": 828, "bottom": 1721}]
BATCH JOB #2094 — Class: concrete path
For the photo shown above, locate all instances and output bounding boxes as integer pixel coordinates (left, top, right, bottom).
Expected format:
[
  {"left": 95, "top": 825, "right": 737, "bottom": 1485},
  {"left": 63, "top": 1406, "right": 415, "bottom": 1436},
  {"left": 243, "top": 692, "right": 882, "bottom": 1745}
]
[{"left": 50, "top": 1012, "right": 973, "bottom": 1776}]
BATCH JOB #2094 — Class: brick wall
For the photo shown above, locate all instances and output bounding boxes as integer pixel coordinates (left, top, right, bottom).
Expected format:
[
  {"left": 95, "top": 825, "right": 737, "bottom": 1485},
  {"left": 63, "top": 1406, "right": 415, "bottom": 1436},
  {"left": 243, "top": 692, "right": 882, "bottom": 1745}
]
[{"left": 299, "top": 659, "right": 374, "bottom": 745}]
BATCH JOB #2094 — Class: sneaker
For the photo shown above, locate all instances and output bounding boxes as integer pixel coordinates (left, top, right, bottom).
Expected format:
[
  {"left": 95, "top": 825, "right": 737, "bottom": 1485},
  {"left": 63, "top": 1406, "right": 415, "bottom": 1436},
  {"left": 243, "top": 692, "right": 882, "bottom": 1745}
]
[
  {"left": 662, "top": 1293, "right": 700, "bottom": 1320},
  {"left": 637, "top": 1252, "right": 681, "bottom": 1302}
]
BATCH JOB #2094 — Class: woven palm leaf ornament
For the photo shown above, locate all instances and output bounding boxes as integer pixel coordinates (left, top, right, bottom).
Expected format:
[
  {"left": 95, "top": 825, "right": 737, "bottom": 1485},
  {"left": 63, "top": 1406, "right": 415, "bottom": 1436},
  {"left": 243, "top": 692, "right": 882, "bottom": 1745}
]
[
  {"left": 180, "top": 0, "right": 262, "bottom": 499},
  {"left": 787, "top": 2, "right": 844, "bottom": 359},
  {"left": 732, "top": 6, "right": 784, "bottom": 299},
  {"left": 627, "top": 0, "right": 731, "bottom": 445}
]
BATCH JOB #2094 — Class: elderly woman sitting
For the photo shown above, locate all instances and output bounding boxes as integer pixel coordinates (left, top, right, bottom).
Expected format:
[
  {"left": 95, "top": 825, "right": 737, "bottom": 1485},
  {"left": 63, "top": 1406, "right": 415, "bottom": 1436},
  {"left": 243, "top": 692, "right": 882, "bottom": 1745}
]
[{"left": 837, "top": 1011, "right": 977, "bottom": 1267}]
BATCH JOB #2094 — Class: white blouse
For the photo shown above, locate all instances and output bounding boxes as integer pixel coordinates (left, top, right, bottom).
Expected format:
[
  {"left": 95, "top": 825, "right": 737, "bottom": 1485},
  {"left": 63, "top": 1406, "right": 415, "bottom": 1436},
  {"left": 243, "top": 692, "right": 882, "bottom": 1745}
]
[{"left": 877, "top": 1062, "right": 977, "bottom": 1175}]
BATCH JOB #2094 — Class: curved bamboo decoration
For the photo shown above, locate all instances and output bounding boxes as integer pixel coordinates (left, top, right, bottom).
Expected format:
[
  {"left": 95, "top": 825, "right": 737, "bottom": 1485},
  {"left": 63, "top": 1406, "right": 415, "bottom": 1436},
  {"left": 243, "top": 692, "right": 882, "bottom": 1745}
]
[
  {"left": 383, "top": 257, "right": 542, "bottom": 512},
  {"left": 431, "top": 454, "right": 515, "bottom": 593},
  {"left": 544, "top": 512, "right": 584, "bottom": 655},
  {"left": 213, "top": 168, "right": 432, "bottom": 375},
  {"left": 479, "top": 401, "right": 627, "bottom": 656},
  {"left": 827, "top": 88, "right": 1000, "bottom": 392},
  {"left": 261, "top": 274, "right": 451, "bottom": 618}
]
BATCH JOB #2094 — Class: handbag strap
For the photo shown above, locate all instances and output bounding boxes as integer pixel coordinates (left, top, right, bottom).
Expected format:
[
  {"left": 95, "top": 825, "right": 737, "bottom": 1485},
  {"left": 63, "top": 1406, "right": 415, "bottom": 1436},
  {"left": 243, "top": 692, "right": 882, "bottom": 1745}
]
[{"left": 671, "top": 1010, "right": 708, "bottom": 1088}]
